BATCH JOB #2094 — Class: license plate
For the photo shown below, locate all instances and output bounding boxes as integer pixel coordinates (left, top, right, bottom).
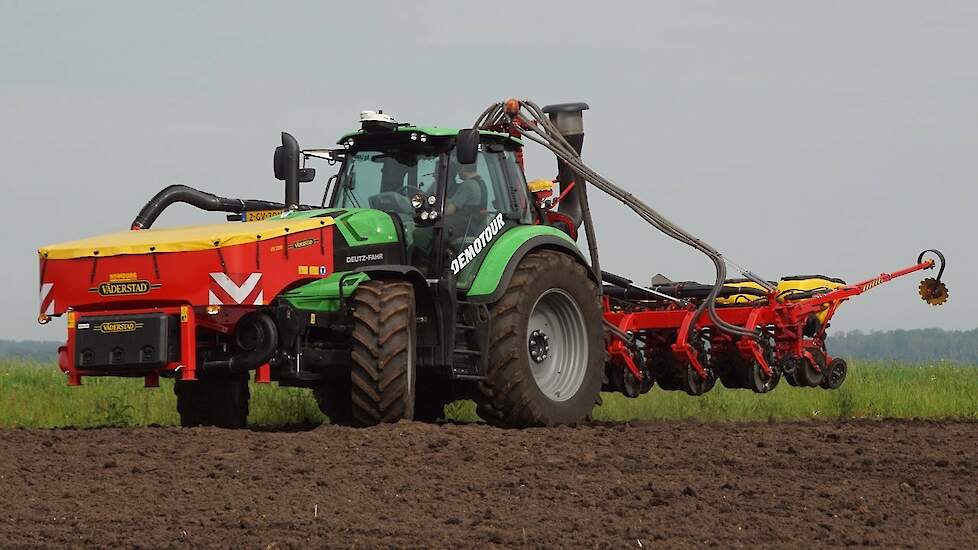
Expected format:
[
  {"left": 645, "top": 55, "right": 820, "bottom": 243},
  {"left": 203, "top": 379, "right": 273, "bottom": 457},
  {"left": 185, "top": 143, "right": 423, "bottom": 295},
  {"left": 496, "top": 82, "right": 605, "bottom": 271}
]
[{"left": 245, "top": 209, "right": 283, "bottom": 222}]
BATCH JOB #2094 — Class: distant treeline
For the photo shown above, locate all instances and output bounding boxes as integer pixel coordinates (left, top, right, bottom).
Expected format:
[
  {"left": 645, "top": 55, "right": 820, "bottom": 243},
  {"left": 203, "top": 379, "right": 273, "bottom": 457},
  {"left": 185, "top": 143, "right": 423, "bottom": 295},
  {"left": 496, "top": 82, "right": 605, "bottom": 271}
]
[
  {"left": 0, "top": 340, "right": 59, "bottom": 362},
  {"left": 827, "top": 329, "right": 978, "bottom": 364},
  {"left": 0, "top": 329, "right": 976, "bottom": 364}
]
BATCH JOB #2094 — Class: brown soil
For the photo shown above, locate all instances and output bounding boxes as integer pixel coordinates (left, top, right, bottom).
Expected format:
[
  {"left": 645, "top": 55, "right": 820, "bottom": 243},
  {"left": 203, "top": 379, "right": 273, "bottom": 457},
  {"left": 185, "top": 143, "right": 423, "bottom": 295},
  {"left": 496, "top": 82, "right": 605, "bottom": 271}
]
[{"left": 1, "top": 419, "right": 976, "bottom": 548}]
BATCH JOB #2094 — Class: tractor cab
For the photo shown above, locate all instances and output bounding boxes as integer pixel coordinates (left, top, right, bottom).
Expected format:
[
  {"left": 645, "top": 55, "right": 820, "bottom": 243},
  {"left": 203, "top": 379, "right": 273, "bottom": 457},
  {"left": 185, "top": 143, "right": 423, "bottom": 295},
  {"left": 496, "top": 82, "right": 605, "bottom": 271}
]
[{"left": 320, "top": 114, "right": 534, "bottom": 284}]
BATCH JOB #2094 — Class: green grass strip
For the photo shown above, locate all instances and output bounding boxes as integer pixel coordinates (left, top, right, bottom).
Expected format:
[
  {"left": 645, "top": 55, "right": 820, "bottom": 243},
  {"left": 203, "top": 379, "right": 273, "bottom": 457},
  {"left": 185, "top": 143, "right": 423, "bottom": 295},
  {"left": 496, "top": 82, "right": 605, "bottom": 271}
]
[{"left": 1, "top": 360, "right": 975, "bottom": 429}]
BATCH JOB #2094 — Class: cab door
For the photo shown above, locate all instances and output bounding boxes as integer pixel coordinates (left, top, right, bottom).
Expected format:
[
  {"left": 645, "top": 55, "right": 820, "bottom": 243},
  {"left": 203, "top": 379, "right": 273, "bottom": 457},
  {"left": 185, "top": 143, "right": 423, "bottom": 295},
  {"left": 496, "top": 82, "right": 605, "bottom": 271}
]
[{"left": 441, "top": 144, "right": 533, "bottom": 290}]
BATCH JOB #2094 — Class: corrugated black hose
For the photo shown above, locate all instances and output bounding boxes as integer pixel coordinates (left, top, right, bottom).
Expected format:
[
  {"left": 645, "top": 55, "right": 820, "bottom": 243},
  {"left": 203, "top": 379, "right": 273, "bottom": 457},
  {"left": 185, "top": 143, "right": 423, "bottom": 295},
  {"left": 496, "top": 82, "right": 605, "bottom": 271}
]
[{"left": 130, "top": 184, "right": 289, "bottom": 230}]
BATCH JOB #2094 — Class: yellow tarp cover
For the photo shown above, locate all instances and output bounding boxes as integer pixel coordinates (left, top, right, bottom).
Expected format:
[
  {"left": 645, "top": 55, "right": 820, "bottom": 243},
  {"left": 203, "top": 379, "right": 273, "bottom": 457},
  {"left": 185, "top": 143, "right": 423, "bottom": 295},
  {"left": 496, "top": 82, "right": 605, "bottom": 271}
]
[
  {"left": 714, "top": 276, "right": 846, "bottom": 324},
  {"left": 39, "top": 216, "right": 335, "bottom": 260}
]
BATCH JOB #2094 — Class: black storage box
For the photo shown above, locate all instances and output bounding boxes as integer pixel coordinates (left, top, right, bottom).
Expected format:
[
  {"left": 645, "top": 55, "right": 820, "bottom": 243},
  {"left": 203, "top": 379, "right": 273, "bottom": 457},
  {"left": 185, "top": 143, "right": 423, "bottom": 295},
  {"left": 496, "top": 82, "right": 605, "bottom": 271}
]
[{"left": 75, "top": 312, "right": 180, "bottom": 369}]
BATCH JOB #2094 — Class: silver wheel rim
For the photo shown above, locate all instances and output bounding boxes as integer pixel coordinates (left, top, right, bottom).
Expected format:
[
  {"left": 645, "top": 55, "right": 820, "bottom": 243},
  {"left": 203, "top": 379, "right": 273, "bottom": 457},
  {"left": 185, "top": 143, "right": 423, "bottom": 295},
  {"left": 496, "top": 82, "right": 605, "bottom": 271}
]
[{"left": 527, "top": 289, "right": 588, "bottom": 402}]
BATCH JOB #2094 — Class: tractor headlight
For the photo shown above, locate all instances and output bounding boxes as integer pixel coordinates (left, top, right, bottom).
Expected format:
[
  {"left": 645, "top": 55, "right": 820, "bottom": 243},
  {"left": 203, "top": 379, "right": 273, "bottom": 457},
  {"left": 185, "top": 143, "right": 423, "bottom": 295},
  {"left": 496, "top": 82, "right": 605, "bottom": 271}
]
[{"left": 411, "top": 193, "right": 424, "bottom": 210}]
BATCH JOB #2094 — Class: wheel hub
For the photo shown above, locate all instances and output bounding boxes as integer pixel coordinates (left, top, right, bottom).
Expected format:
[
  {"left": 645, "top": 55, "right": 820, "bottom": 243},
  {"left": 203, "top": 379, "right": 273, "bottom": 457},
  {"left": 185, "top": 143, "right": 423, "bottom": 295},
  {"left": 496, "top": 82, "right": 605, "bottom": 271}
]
[
  {"left": 528, "top": 329, "right": 551, "bottom": 364},
  {"left": 527, "top": 288, "right": 589, "bottom": 402}
]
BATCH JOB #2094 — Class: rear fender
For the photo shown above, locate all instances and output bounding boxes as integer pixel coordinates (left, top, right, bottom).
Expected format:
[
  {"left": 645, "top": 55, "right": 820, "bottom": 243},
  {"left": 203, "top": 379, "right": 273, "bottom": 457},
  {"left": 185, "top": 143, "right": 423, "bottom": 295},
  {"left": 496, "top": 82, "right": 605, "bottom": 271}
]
[{"left": 465, "top": 228, "right": 590, "bottom": 304}]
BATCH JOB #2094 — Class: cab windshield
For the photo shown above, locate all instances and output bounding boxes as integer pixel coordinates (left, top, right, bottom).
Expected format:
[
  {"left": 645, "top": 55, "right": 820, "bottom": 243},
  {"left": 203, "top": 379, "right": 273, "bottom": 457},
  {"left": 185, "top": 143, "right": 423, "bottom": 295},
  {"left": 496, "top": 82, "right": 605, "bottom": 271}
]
[
  {"left": 334, "top": 149, "right": 440, "bottom": 213},
  {"left": 332, "top": 147, "right": 442, "bottom": 271},
  {"left": 329, "top": 140, "right": 533, "bottom": 279}
]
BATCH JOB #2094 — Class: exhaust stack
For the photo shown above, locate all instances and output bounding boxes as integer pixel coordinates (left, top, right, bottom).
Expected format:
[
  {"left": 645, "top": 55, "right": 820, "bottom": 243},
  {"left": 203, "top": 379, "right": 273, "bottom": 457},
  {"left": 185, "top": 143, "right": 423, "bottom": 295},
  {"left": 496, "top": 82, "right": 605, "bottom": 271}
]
[{"left": 542, "top": 102, "right": 589, "bottom": 228}]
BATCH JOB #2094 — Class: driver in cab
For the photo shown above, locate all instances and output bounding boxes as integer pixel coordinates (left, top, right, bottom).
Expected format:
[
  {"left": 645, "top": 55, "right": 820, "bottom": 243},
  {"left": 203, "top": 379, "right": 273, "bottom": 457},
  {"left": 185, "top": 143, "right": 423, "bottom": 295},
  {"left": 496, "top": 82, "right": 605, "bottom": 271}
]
[{"left": 445, "top": 163, "right": 483, "bottom": 216}]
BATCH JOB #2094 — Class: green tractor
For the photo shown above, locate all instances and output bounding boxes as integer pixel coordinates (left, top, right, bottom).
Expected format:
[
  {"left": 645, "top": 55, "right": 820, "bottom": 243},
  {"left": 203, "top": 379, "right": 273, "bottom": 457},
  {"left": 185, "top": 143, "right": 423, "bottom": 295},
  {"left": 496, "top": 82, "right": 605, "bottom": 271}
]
[
  {"left": 36, "top": 103, "right": 606, "bottom": 428},
  {"left": 290, "top": 108, "right": 605, "bottom": 427}
]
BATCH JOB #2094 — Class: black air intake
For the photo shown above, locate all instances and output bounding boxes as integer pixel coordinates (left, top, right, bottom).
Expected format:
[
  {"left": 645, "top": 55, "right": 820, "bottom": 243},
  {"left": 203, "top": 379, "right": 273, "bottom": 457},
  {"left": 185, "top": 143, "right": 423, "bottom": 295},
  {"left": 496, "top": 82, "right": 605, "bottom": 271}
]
[
  {"left": 542, "top": 102, "right": 589, "bottom": 228},
  {"left": 275, "top": 132, "right": 301, "bottom": 209}
]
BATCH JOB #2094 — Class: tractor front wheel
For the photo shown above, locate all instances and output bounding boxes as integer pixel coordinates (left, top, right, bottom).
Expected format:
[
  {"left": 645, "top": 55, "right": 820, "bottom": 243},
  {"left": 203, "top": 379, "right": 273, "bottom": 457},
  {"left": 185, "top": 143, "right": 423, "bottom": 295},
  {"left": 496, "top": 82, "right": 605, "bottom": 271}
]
[
  {"left": 348, "top": 280, "right": 417, "bottom": 426},
  {"left": 476, "top": 250, "right": 604, "bottom": 428}
]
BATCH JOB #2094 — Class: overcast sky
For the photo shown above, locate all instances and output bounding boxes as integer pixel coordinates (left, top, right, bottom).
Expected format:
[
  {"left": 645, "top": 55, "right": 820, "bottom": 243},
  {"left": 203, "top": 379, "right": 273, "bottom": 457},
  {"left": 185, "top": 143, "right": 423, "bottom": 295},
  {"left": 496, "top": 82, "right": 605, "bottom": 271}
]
[{"left": 1, "top": 1, "right": 974, "bottom": 341}]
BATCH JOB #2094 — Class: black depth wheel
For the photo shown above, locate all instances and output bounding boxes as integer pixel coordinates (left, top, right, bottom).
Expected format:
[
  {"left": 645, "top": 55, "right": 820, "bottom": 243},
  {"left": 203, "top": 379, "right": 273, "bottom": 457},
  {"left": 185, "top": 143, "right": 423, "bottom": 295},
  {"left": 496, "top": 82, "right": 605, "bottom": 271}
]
[
  {"left": 719, "top": 368, "right": 745, "bottom": 389},
  {"left": 349, "top": 280, "right": 417, "bottom": 427},
  {"left": 794, "top": 349, "right": 827, "bottom": 387},
  {"left": 476, "top": 250, "right": 605, "bottom": 428},
  {"left": 748, "top": 361, "right": 781, "bottom": 394},
  {"left": 820, "top": 358, "right": 848, "bottom": 390},
  {"left": 174, "top": 371, "right": 250, "bottom": 428},
  {"left": 684, "top": 364, "right": 716, "bottom": 396},
  {"left": 716, "top": 354, "right": 749, "bottom": 390},
  {"left": 608, "top": 362, "right": 649, "bottom": 398}
]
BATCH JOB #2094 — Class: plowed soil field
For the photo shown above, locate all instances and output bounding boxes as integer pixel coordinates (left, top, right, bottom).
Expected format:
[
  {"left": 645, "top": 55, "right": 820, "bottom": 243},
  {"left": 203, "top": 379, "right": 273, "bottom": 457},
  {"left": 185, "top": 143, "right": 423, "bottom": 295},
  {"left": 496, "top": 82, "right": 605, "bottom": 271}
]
[{"left": 1, "top": 419, "right": 976, "bottom": 548}]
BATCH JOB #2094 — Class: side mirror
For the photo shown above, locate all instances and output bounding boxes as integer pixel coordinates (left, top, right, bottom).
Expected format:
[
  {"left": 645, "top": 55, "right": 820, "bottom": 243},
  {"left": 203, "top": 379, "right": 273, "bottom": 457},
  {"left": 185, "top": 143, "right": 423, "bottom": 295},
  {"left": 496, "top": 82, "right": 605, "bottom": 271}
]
[
  {"left": 274, "top": 132, "right": 301, "bottom": 208},
  {"left": 273, "top": 147, "right": 286, "bottom": 180},
  {"left": 298, "top": 167, "right": 316, "bottom": 183},
  {"left": 273, "top": 141, "right": 293, "bottom": 182},
  {"left": 456, "top": 129, "right": 480, "bottom": 165}
]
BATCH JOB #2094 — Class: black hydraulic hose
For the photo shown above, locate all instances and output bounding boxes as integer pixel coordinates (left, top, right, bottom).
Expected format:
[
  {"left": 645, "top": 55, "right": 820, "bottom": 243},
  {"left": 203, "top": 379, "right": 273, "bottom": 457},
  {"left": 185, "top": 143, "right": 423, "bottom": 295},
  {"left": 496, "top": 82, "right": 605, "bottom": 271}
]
[
  {"left": 482, "top": 101, "right": 762, "bottom": 340},
  {"left": 575, "top": 162, "right": 603, "bottom": 292},
  {"left": 131, "top": 184, "right": 288, "bottom": 230},
  {"left": 519, "top": 103, "right": 760, "bottom": 338},
  {"left": 202, "top": 313, "right": 278, "bottom": 373},
  {"left": 917, "top": 248, "right": 946, "bottom": 280},
  {"left": 601, "top": 270, "right": 635, "bottom": 288}
]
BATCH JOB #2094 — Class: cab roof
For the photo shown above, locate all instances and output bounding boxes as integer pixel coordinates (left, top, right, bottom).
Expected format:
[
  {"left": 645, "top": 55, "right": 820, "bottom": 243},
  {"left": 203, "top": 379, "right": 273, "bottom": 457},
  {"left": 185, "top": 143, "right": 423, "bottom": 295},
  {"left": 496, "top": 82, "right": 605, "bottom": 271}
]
[{"left": 337, "top": 126, "right": 521, "bottom": 146}]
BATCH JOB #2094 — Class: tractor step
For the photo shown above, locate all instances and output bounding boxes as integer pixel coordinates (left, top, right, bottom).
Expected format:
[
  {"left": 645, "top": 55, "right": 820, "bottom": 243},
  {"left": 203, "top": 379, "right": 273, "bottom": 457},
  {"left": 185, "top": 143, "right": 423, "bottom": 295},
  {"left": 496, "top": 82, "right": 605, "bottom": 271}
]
[
  {"left": 449, "top": 302, "right": 490, "bottom": 379},
  {"left": 449, "top": 372, "right": 486, "bottom": 381}
]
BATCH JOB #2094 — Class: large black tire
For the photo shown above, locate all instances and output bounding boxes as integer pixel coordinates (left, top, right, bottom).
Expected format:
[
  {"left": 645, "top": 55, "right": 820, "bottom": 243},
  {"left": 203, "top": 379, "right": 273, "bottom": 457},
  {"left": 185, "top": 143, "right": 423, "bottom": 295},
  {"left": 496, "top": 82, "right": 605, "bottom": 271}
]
[
  {"left": 348, "top": 280, "right": 417, "bottom": 426},
  {"left": 174, "top": 371, "right": 250, "bottom": 428},
  {"left": 476, "top": 250, "right": 605, "bottom": 428}
]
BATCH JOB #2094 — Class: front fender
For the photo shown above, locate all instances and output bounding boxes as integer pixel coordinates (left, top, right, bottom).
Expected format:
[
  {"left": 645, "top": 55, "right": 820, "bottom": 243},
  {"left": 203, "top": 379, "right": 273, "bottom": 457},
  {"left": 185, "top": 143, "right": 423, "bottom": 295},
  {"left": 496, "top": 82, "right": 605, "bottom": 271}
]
[
  {"left": 465, "top": 226, "right": 588, "bottom": 304},
  {"left": 276, "top": 265, "right": 430, "bottom": 313},
  {"left": 276, "top": 271, "right": 372, "bottom": 312}
]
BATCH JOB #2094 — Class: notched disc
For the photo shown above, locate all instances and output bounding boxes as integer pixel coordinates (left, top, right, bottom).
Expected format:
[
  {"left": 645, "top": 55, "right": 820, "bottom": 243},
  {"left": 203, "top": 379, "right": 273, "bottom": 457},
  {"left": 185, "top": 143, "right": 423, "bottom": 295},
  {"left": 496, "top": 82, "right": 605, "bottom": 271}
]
[{"left": 918, "top": 278, "right": 949, "bottom": 306}]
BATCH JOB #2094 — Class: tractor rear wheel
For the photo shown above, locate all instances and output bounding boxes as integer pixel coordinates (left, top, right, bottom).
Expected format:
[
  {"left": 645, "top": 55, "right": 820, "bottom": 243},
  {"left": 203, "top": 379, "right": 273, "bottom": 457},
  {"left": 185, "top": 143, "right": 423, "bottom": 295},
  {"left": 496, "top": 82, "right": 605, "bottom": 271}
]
[
  {"left": 174, "top": 371, "right": 250, "bottom": 428},
  {"left": 348, "top": 280, "right": 417, "bottom": 426},
  {"left": 476, "top": 250, "right": 604, "bottom": 428}
]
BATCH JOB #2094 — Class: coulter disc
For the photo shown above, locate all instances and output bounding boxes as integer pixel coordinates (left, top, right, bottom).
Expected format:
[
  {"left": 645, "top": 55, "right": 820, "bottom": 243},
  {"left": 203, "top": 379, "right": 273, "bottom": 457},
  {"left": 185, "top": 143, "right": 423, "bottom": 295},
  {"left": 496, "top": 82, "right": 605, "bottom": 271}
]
[{"left": 918, "top": 278, "right": 949, "bottom": 306}]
